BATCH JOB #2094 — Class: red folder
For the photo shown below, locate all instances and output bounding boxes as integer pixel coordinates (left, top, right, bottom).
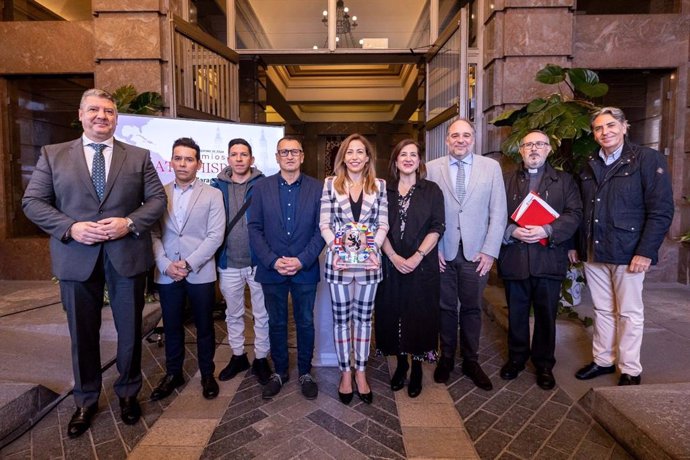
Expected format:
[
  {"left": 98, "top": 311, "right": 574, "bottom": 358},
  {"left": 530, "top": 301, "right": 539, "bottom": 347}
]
[{"left": 510, "top": 192, "right": 560, "bottom": 246}]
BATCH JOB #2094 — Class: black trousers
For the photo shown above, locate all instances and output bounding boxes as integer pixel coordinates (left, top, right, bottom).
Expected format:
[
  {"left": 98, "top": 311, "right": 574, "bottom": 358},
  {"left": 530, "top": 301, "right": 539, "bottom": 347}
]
[
  {"left": 60, "top": 250, "right": 145, "bottom": 407},
  {"left": 157, "top": 280, "right": 216, "bottom": 377},
  {"left": 503, "top": 277, "right": 561, "bottom": 370},
  {"left": 439, "top": 247, "right": 488, "bottom": 364}
]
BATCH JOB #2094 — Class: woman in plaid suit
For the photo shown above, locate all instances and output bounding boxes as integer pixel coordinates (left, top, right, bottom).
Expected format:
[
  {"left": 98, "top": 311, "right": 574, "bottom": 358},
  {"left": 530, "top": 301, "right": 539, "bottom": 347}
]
[{"left": 319, "top": 133, "right": 389, "bottom": 405}]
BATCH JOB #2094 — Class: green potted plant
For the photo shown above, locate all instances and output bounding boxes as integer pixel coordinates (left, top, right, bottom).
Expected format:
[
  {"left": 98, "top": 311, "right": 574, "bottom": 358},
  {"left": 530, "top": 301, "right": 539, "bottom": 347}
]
[{"left": 490, "top": 64, "right": 606, "bottom": 325}]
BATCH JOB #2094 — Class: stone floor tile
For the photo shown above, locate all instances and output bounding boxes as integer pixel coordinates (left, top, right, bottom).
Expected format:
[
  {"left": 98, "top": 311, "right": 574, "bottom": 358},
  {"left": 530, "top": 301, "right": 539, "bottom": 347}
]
[
  {"left": 318, "top": 396, "right": 366, "bottom": 425},
  {"left": 610, "top": 443, "right": 634, "bottom": 459},
  {"left": 244, "top": 417, "right": 314, "bottom": 455},
  {"left": 572, "top": 439, "right": 615, "bottom": 460},
  {"left": 257, "top": 434, "right": 314, "bottom": 459},
  {"left": 506, "top": 423, "right": 550, "bottom": 458},
  {"left": 221, "top": 394, "right": 269, "bottom": 423},
  {"left": 0, "top": 430, "right": 32, "bottom": 457},
  {"left": 532, "top": 400, "right": 569, "bottom": 430},
  {"left": 306, "top": 409, "right": 361, "bottom": 443},
  {"left": 301, "top": 425, "right": 369, "bottom": 460},
  {"left": 585, "top": 422, "right": 616, "bottom": 448},
  {"left": 261, "top": 389, "right": 309, "bottom": 416},
  {"left": 294, "top": 446, "right": 337, "bottom": 460},
  {"left": 251, "top": 412, "right": 290, "bottom": 435},
  {"left": 61, "top": 431, "right": 96, "bottom": 460},
  {"left": 208, "top": 409, "right": 267, "bottom": 444},
  {"left": 497, "top": 453, "right": 521, "bottom": 460},
  {"left": 128, "top": 445, "right": 204, "bottom": 460},
  {"left": 30, "top": 425, "right": 65, "bottom": 459},
  {"left": 351, "top": 435, "right": 404, "bottom": 459},
  {"left": 505, "top": 373, "right": 536, "bottom": 394},
  {"left": 353, "top": 402, "right": 403, "bottom": 434},
  {"left": 465, "top": 409, "right": 499, "bottom": 441},
  {"left": 546, "top": 417, "right": 590, "bottom": 454},
  {"left": 567, "top": 404, "right": 593, "bottom": 424},
  {"left": 493, "top": 404, "right": 534, "bottom": 436},
  {"left": 162, "top": 394, "right": 232, "bottom": 420},
  {"left": 114, "top": 420, "right": 147, "bottom": 452},
  {"left": 474, "top": 428, "right": 511, "bottom": 460},
  {"left": 534, "top": 445, "right": 571, "bottom": 460},
  {"left": 455, "top": 392, "right": 490, "bottom": 419},
  {"left": 514, "top": 385, "right": 551, "bottom": 412},
  {"left": 94, "top": 438, "right": 127, "bottom": 460},
  {"left": 481, "top": 389, "right": 521, "bottom": 416},
  {"left": 201, "top": 427, "right": 261, "bottom": 459},
  {"left": 88, "top": 410, "right": 119, "bottom": 446},
  {"left": 448, "top": 376, "right": 478, "bottom": 401},
  {"left": 402, "top": 426, "right": 477, "bottom": 459},
  {"left": 351, "top": 418, "right": 406, "bottom": 455},
  {"left": 551, "top": 387, "right": 574, "bottom": 406},
  {"left": 1, "top": 451, "right": 32, "bottom": 459},
  {"left": 398, "top": 400, "right": 462, "bottom": 428},
  {"left": 279, "top": 398, "right": 319, "bottom": 421},
  {"left": 138, "top": 418, "right": 217, "bottom": 447}
]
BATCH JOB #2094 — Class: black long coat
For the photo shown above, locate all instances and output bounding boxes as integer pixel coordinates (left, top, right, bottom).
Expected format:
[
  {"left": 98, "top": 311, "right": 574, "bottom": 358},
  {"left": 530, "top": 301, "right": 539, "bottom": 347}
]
[
  {"left": 497, "top": 163, "right": 582, "bottom": 281},
  {"left": 374, "top": 179, "right": 445, "bottom": 356}
]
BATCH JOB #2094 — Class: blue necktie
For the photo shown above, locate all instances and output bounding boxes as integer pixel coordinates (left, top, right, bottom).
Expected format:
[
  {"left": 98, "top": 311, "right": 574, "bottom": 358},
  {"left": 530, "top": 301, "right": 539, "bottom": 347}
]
[
  {"left": 455, "top": 160, "right": 466, "bottom": 203},
  {"left": 88, "top": 143, "right": 106, "bottom": 201}
]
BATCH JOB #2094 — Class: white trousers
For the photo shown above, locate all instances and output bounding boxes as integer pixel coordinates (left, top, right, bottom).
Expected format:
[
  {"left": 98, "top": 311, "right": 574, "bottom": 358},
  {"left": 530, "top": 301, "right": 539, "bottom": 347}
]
[
  {"left": 584, "top": 262, "right": 645, "bottom": 376},
  {"left": 218, "top": 266, "right": 269, "bottom": 359}
]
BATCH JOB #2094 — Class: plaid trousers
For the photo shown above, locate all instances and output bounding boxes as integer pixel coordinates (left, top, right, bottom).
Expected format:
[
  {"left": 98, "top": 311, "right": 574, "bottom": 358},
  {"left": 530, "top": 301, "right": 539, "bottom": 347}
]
[{"left": 328, "top": 281, "right": 378, "bottom": 372}]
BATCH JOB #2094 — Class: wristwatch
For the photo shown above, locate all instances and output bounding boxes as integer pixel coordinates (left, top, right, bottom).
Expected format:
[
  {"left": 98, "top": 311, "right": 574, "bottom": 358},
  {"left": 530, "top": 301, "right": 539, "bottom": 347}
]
[{"left": 126, "top": 217, "right": 137, "bottom": 235}]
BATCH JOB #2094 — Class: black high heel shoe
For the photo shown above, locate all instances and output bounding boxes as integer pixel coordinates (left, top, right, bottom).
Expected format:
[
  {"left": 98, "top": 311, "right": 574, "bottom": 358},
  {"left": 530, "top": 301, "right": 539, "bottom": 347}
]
[
  {"left": 338, "top": 372, "right": 354, "bottom": 405},
  {"left": 408, "top": 360, "right": 423, "bottom": 398},
  {"left": 390, "top": 355, "right": 409, "bottom": 392},
  {"left": 354, "top": 372, "right": 373, "bottom": 404}
]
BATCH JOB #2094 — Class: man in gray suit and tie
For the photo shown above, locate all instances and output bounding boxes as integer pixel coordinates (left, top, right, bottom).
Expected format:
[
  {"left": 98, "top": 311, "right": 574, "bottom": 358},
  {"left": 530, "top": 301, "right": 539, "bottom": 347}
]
[
  {"left": 22, "top": 88, "right": 166, "bottom": 438},
  {"left": 150, "top": 137, "right": 226, "bottom": 401},
  {"left": 427, "top": 118, "right": 507, "bottom": 390}
]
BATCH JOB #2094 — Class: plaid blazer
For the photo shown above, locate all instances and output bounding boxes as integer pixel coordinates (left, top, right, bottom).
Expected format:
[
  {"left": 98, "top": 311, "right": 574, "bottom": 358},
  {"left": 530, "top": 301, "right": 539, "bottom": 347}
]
[{"left": 319, "top": 176, "right": 389, "bottom": 285}]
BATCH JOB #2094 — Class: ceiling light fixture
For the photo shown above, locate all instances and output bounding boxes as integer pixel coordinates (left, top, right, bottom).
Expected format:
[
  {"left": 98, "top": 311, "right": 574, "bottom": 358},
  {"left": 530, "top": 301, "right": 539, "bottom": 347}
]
[{"left": 321, "top": 0, "right": 359, "bottom": 48}]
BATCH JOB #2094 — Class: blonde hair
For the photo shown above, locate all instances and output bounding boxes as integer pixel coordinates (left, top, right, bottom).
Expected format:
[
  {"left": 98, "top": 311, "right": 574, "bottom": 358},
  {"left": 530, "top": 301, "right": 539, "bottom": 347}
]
[{"left": 332, "top": 133, "right": 378, "bottom": 195}]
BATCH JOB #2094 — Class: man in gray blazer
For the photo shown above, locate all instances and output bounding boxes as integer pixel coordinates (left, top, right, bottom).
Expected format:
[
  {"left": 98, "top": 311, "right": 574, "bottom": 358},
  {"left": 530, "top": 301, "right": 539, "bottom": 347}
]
[
  {"left": 150, "top": 137, "right": 225, "bottom": 401},
  {"left": 22, "top": 88, "right": 166, "bottom": 438},
  {"left": 426, "top": 118, "right": 507, "bottom": 390}
]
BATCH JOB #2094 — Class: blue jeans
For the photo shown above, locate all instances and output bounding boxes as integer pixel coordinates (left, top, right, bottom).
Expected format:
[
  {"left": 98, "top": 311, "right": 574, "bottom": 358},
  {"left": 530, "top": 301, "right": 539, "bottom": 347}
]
[{"left": 261, "top": 281, "right": 317, "bottom": 377}]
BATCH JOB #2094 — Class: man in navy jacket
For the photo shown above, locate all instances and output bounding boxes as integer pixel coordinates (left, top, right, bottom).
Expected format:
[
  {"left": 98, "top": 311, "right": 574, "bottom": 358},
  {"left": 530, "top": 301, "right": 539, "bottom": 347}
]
[
  {"left": 248, "top": 136, "right": 324, "bottom": 400},
  {"left": 572, "top": 107, "right": 673, "bottom": 386}
]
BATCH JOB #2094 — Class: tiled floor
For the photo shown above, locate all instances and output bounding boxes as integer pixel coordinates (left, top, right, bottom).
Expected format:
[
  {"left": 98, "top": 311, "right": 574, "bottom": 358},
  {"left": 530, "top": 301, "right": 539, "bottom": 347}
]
[{"left": 2, "top": 305, "right": 630, "bottom": 459}]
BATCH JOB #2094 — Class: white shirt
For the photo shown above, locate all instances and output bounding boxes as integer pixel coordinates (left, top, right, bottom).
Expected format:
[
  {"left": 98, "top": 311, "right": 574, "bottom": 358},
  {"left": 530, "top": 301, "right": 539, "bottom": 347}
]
[
  {"left": 598, "top": 144, "right": 624, "bottom": 166},
  {"left": 82, "top": 135, "right": 114, "bottom": 179},
  {"left": 172, "top": 179, "right": 197, "bottom": 229}
]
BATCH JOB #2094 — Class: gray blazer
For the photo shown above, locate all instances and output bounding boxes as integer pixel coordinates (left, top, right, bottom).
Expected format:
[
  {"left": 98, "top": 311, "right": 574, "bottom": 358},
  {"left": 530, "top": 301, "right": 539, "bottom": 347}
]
[
  {"left": 426, "top": 154, "right": 507, "bottom": 261},
  {"left": 22, "top": 138, "right": 166, "bottom": 281},
  {"left": 152, "top": 180, "right": 226, "bottom": 285}
]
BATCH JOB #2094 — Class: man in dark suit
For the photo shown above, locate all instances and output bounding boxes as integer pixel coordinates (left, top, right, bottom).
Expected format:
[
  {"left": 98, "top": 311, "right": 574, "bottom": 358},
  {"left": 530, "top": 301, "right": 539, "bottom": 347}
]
[
  {"left": 497, "top": 130, "right": 582, "bottom": 390},
  {"left": 22, "top": 88, "right": 166, "bottom": 438},
  {"left": 150, "top": 137, "right": 225, "bottom": 401},
  {"left": 426, "top": 118, "right": 507, "bottom": 391},
  {"left": 247, "top": 136, "right": 325, "bottom": 400}
]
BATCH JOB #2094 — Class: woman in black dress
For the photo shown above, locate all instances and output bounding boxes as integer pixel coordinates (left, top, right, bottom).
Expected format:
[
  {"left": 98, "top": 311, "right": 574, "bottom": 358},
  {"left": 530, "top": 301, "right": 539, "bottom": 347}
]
[{"left": 375, "top": 139, "right": 445, "bottom": 398}]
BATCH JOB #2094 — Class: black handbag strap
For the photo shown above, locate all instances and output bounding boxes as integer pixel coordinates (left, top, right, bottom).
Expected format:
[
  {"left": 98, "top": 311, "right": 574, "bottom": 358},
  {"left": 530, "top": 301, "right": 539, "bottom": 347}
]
[{"left": 225, "top": 197, "right": 251, "bottom": 239}]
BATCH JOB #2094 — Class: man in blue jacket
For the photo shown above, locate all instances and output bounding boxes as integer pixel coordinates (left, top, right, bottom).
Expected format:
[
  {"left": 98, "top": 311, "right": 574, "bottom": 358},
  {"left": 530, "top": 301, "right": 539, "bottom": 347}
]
[
  {"left": 211, "top": 138, "right": 271, "bottom": 385},
  {"left": 572, "top": 107, "right": 674, "bottom": 386},
  {"left": 248, "top": 136, "right": 325, "bottom": 400}
]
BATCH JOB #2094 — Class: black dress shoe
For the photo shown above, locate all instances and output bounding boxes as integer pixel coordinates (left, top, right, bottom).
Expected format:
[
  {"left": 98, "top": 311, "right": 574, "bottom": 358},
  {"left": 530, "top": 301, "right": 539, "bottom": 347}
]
[
  {"left": 354, "top": 375, "right": 373, "bottom": 404},
  {"left": 462, "top": 361, "right": 493, "bottom": 391},
  {"left": 67, "top": 404, "right": 98, "bottom": 438},
  {"left": 433, "top": 356, "right": 454, "bottom": 384},
  {"left": 575, "top": 362, "right": 616, "bottom": 380},
  {"left": 338, "top": 390, "right": 354, "bottom": 405},
  {"left": 150, "top": 373, "right": 185, "bottom": 401},
  {"left": 202, "top": 375, "right": 220, "bottom": 399},
  {"left": 390, "top": 357, "right": 409, "bottom": 392},
  {"left": 536, "top": 367, "right": 556, "bottom": 390},
  {"left": 119, "top": 397, "right": 141, "bottom": 425},
  {"left": 618, "top": 373, "right": 641, "bottom": 386},
  {"left": 219, "top": 353, "right": 250, "bottom": 381},
  {"left": 252, "top": 357, "right": 272, "bottom": 385},
  {"left": 500, "top": 361, "right": 525, "bottom": 380},
  {"left": 407, "top": 361, "right": 422, "bottom": 398}
]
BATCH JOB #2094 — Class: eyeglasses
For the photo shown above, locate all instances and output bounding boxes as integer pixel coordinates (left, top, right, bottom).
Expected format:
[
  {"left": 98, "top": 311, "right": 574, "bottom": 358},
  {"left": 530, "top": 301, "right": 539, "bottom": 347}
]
[
  {"left": 277, "top": 148, "right": 303, "bottom": 157},
  {"left": 519, "top": 141, "right": 550, "bottom": 149}
]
